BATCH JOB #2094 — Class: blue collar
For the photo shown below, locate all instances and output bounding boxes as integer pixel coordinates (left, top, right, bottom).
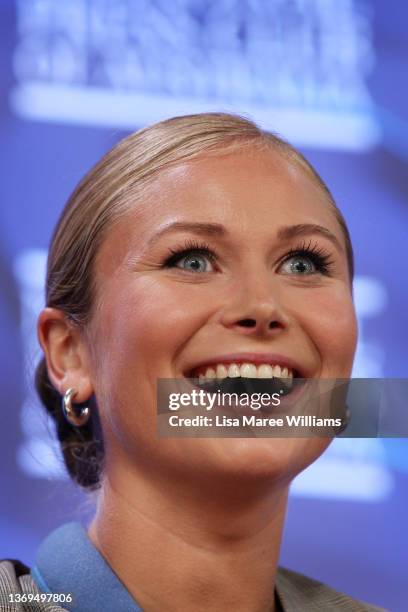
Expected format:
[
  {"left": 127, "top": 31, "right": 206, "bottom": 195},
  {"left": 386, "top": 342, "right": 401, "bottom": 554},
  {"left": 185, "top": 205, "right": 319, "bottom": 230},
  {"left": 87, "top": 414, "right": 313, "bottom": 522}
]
[{"left": 31, "top": 522, "right": 142, "bottom": 611}]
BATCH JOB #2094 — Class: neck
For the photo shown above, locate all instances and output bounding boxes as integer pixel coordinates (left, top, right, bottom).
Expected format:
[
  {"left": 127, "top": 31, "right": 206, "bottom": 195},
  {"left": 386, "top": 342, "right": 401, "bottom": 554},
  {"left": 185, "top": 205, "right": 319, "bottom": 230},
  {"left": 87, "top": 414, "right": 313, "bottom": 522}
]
[{"left": 88, "top": 463, "right": 289, "bottom": 612}]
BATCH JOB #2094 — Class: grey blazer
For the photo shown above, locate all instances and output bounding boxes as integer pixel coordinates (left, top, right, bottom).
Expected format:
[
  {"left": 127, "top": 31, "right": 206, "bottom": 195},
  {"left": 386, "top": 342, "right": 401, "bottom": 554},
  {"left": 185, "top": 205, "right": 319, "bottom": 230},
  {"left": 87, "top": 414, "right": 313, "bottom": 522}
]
[{"left": 0, "top": 560, "right": 387, "bottom": 611}]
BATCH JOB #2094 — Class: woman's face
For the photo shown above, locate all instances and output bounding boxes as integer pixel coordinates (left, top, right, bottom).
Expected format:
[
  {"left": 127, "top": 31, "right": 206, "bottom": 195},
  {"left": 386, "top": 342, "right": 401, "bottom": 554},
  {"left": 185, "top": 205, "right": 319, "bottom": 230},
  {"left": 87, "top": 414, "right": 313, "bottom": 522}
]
[{"left": 86, "top": 148, "right": 358, "bottom": 487}]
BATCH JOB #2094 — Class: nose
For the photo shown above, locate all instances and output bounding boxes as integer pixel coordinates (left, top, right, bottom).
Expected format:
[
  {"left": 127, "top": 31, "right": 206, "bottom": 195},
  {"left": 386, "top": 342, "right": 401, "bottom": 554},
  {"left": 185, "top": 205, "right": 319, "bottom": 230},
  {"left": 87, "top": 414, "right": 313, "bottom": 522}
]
[{"left": 219, "top": 274, "right": 290, "bottom": 338}]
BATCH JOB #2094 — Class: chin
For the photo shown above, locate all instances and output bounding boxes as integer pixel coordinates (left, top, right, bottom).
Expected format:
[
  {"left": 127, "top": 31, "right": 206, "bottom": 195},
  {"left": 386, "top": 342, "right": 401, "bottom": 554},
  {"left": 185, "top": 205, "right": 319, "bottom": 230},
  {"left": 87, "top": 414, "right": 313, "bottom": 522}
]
[{"left": 200, "top": 437, "right": 330, "bottom": 484}]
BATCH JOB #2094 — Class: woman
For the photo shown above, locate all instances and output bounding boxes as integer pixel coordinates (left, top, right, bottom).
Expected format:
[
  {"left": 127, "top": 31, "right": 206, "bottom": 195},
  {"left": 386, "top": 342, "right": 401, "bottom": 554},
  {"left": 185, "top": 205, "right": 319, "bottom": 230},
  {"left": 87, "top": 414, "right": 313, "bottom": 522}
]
[{"left": 0, "top": 113, "right": 386, "bottom": 611}]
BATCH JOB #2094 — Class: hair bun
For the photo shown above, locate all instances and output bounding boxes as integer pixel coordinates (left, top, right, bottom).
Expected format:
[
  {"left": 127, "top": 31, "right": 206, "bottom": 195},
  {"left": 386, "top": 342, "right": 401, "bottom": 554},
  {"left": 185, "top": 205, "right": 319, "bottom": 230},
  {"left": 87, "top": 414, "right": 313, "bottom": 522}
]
[{"left": 35, "top": 358, "right": 104, "bottom": 490}]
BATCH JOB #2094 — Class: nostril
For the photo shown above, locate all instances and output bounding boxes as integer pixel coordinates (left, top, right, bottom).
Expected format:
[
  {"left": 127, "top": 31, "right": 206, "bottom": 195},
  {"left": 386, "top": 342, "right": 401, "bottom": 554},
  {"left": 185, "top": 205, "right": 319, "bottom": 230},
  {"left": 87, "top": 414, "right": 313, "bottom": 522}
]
[
  {"left": 269, "top": 321, "right": 280, "bottom": 329},
  {"left": 238, "top": 318, "right": 257, "bottom": 328}
]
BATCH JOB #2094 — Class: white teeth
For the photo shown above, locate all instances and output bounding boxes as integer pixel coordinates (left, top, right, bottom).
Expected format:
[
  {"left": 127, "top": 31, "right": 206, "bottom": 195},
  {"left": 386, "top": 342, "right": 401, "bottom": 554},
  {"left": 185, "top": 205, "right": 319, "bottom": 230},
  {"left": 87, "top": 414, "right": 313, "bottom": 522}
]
[
  {"left": 204, "top": 367, "right": 216, "bottom": 379},
  {"left": 216, "top": 364, "right": 228, "bottom": 379},
  {"left": 196, "top": 362, "right": 294, "bottom": 381},
  {"left": 240, "top": 363, "right": 257, "bottom": 378},
  {"left": 227, "top": 364, "right": 241, "bottom": 378},
  {"left": 272, "top": 365, "right": 283, "bottom": 378},
  {"left": 258, "top": 364, "right": 273, "bottom": 378}
]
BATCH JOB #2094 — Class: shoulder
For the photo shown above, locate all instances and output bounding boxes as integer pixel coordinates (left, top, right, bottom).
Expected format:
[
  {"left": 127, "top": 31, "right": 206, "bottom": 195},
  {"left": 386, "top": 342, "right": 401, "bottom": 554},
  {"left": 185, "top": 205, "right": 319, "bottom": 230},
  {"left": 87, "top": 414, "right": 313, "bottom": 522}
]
[
  {"left": 276, "top": 566, "right": 388, "bottom": 612},
  {"left": 0, "top": 560, "right": 67, "bottom": 611}
]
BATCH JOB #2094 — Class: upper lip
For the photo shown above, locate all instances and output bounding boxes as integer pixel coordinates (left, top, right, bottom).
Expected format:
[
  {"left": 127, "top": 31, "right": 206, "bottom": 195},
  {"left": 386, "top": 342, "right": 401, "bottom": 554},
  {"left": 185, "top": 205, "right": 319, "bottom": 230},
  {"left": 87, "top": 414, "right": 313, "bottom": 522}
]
[{"left": 184, "top": 352, "right": 308, "bottom": 378}]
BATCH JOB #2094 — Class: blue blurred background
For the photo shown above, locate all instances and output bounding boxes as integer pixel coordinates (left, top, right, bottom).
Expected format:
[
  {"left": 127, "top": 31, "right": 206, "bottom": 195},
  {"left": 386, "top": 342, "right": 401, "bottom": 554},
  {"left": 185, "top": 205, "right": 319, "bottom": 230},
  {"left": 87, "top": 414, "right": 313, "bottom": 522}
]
[{"left": 0, "top": 1, "right": 407, "bottom": 610}]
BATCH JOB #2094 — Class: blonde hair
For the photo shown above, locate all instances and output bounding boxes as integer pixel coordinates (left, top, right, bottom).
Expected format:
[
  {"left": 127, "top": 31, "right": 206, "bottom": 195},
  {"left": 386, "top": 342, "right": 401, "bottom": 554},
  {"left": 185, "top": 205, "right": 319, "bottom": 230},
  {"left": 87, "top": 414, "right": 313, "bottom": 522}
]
[{"left": 36, "top": 112, "right": 354, "bottom": 489}]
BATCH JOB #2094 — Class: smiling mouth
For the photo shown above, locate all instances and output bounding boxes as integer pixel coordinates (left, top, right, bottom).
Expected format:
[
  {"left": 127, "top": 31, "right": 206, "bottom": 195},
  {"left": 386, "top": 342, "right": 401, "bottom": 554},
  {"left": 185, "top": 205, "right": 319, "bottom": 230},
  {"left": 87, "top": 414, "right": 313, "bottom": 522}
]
[{"left": 185, "top": 362, "right": 300, "bottom": 398}]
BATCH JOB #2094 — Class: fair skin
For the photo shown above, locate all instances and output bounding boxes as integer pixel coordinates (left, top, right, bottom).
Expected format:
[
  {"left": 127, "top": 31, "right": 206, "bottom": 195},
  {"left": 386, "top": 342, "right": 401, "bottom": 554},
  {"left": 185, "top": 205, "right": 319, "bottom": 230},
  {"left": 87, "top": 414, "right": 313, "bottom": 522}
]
[{"left": 38, "top": 147, "right": 358, "bottom": 612}]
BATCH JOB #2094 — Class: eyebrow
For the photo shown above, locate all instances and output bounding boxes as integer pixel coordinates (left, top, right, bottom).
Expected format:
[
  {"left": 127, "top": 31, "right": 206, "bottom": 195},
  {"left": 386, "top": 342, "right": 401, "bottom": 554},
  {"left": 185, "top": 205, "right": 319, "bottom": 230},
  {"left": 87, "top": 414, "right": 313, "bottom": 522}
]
[
  {"left": 146, "top": 221, "right": 343, "bottom": 253},
  {"left": 145, "top": 222, "right": 227, "bottom": 248},
  {"left": 276, "top": 223, "right": 343, "bottom": 253}
]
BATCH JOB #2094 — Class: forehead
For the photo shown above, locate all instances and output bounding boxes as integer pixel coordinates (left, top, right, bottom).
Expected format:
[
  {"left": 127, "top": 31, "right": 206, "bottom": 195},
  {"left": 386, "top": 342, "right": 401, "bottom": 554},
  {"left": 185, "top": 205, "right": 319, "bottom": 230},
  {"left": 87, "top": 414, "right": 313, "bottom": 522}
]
[
  {"left": 148, "top": 149, "right": 332, "bottom": 221},
  {"left": 97, "top": 148, "right": 342, "bottom": 271}
]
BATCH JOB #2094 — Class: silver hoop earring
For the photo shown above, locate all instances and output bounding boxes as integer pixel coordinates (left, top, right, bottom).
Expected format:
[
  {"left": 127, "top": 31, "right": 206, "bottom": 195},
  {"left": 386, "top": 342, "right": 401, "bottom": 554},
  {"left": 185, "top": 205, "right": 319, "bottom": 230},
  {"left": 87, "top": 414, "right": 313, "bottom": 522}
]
[{"left": 62, "top": 388, "right": 90, "bottom": 427}]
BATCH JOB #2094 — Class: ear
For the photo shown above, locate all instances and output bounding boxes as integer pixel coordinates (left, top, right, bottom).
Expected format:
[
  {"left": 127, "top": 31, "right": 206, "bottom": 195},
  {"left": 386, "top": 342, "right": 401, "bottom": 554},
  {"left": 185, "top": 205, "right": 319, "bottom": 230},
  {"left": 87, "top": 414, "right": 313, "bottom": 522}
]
[{"left": 37, "top": 307, "right": 94, "bottom": 402}]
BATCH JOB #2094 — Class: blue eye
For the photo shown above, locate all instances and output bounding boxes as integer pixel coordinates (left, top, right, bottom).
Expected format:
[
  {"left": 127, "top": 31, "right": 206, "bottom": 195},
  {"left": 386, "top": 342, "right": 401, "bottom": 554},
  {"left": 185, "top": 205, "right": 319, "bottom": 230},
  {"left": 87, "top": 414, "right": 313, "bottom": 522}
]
[
  {"left": 280, "top": 244, "right": 334, "bottom": 276},
  {"left": 281, "top": 255, "right": 317, "bottom": 275},
  {"left": 163, "top": 240, "right": 217, "bottom": 273},
  {"left": 175, "top": 252, "right": 214, "bottom": 273}
]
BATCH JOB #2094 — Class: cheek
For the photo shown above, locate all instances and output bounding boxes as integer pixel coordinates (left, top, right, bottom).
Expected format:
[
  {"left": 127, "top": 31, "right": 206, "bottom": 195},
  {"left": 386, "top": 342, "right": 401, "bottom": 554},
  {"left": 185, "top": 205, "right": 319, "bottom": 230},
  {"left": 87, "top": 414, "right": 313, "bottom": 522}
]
[
  {"left": 125, "top": 276, "right": 212, "bottom": 360},
  {"left": 295, "top": 285, "right": 358, "bottom": 374},
  {"left": 94, "top": 275, "right": 212, "bottom": 375}
]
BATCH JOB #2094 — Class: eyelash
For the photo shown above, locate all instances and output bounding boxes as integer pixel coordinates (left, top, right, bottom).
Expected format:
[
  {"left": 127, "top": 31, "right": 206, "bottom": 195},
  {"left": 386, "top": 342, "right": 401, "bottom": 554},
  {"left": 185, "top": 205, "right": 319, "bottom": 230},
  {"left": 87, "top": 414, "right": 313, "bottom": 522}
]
[
  {"left": 163, "top": 239, "right": 217, "bottom": 268},
  {"left": 162, "top": 238, "right": 335, "bottom": 275},
  {"left": 282, "top": 239, "right": 335, "bottom": 275}
]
